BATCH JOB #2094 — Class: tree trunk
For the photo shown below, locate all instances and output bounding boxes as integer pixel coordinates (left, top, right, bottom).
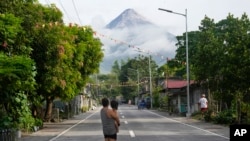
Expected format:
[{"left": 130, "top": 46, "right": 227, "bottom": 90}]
[{"left": 44, "top": 97, "right": 53, "bottom": 122}]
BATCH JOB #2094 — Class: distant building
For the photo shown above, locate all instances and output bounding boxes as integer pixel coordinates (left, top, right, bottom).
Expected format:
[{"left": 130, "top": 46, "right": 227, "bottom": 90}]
[{"left": 160, "top": 78, "right": 203, "bottom": 114}]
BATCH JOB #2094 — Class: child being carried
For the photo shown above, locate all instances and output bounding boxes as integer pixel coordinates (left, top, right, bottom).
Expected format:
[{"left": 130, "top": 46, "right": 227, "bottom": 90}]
[{"left": 111, "top": 100, "right": 119, "bottom": 133}]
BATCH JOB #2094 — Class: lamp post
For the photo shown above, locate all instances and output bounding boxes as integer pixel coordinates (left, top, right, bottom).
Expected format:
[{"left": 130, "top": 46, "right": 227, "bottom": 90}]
[
  {"left": 128, "top": 68, "right": 140, "bottom": 103},
  {"left": 158, "top": 8, "right": 190, "bottom": 116}
]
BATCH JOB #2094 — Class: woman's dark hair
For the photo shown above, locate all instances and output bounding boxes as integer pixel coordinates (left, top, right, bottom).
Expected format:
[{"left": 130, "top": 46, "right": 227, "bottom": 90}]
[
  {"left": 102, "top": 98, "right": 109, "bottom": 107},
  {"left": 111, "top": 100, "right": 118, "bottom": 110}
]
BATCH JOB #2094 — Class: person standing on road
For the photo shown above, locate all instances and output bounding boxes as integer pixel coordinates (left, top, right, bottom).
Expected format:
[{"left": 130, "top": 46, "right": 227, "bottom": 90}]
[
  {"left": 100, "top": 98, "right": 120, "bottom": 141},
  {"left": 198, "top": 94, "right": 208, "bottom": 117}
]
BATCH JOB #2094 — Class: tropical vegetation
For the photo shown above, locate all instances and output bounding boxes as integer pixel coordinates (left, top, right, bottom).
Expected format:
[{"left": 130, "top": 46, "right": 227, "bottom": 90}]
[{"left": 0, "top": 0, "right": 103, "bottom": 131}]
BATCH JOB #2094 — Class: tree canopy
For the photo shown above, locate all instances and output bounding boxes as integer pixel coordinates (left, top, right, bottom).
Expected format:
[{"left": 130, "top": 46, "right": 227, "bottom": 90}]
[
  {"left": 0, "top": 0, "right": 104, "bottom": 126},
  {"left": 173, "top": 13, "right": 250, "bottom": 123}
]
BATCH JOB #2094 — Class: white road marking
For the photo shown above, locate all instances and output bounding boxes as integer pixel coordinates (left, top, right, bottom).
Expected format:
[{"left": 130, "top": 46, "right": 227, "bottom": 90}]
[
  {"left": 124, "top": 121, "right": 128, "bottom": 124},
  {"left": 122, "top": 115, "right": 125, "bottom": 118},
  {"left": 129, "top": 130, "right": 136, "bottom": 138},
  {"left": 49, "top": 110, "right": 99, "bottom": 141},
  {"left": 145, "top": 110, "right": 229, "bottom": 140}
]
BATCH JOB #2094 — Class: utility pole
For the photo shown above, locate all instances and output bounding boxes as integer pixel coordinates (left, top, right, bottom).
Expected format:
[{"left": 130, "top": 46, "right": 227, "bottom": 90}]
[{"left": 149, "top": 56, "right": 153, "bottom": 109}]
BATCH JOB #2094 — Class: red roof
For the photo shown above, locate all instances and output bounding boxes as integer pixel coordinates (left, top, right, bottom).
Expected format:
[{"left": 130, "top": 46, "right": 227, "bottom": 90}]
[{"left": 164, "top": 79, "right": 194, "bottom": 89}]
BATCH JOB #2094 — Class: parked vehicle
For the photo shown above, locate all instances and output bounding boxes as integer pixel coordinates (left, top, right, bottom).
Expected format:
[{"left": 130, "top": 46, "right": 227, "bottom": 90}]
[{"left": 138, "top": 100, "right": 146, "bottom": 110}]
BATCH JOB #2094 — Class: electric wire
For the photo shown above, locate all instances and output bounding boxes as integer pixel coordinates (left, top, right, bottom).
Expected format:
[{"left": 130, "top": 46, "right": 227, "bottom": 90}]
[
  {"left": 57, "top": 0, "right": 73, "bottom": 23},
  {"left": 72, "top": 0, "right": 82, "bottom": 25},
  {"left": 44, "top": 0, "right": 51, "bottom": 6}
]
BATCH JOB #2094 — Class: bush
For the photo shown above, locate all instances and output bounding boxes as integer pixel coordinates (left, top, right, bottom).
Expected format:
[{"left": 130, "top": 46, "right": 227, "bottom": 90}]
[
  {"left": 214, "top": 109, "right": 236, "bottom": 125},
  {"left": 0, "top": 115, "right": 13, "bottom": 129},
  {"left": 20, "top": 114, "right": 35, "bottom": 133},
  {"left": 204, "top": 110, "right": 214, "bottom": 122},
  {"left": 34, "top": 118, "right": 43, "bottom": 128}
]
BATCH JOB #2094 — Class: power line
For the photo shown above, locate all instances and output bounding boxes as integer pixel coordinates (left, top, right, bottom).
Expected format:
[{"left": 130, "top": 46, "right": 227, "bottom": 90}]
[
  {"left": 57, "top": 0, "right": 73, "bottom": 22},
  {"left": 44, "top": 0, "right": 51, "bottom": 6},
  {"left": 72, "top": 0, "right": 82, "bottom": 25}
]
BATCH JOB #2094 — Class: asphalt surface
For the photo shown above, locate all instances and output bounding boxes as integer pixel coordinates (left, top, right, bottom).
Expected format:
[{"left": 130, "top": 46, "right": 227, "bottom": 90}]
[{"left": 19, "top": 105, "right": 229, "bottom": 141}]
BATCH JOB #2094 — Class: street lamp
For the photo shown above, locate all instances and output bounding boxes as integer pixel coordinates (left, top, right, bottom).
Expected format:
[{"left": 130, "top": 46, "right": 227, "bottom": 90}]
[
  {"left": 128, "top": 68, "right": 140, "bottom": 103},
  {"left": 158, "top": 8, "right": 190, "bottom": 117}
]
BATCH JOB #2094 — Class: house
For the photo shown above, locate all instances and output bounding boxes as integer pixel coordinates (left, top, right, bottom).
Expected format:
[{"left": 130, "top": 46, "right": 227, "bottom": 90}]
[
  {"left": 160, "top": 78, "right": 204, "bottom": 115},
  {"left": 81, "top": 83, "right": 97, "bottom": 111}
]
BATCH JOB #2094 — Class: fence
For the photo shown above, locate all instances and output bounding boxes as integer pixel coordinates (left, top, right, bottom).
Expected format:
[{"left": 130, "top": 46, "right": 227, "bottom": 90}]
[{"left": 0, "top": 129, "right": 19, "bottom": 141}]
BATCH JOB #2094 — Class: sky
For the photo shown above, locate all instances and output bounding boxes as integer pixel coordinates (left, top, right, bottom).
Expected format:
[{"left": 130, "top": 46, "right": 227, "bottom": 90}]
[
  {"left": 38, "top": 0, "right": 250, "bottom": 73},
  {"left": 39, "top": 0, "right": 250, "bottom": 35}
]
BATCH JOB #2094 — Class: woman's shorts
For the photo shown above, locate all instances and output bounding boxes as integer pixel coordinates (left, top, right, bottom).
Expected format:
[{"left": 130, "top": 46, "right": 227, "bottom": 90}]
[
  {"left": 201, "top": 108, "right": 207, "bottom": 112},
  {"left": 104, "top": 134, "right": 117, "bottom": 140}
]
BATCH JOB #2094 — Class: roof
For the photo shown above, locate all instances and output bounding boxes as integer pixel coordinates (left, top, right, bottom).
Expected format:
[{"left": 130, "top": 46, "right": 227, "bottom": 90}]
[{"left": 163, "top": 79, "right": 195, "bottom": 89}]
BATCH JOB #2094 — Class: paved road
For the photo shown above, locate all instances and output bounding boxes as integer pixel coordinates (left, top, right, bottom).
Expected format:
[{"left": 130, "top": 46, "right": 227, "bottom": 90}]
[{"left": 20, "top": 105, "right": 229, "bottom": 141}]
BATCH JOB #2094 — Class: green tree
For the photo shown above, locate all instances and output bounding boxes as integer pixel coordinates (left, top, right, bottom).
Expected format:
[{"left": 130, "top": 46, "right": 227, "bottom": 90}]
[
  {"left": 111, "top": 60, "right": 120, "bottom": 75},
  {"left": 0, "top": 13, "right": 23, "bottom": 55},
  {"left": 0, "top": 1, "right": 62, "bottom": 56},
  {"left": 0, "top": 53, "right": 36, "bottom": 129},
  {"left": 32, "top": 23, "right": 103, "bottom": 121},
  {"left": 192, "top": 14, "right": 250, "bottom": 123},
  {"left": 119, "top": 55, "right": 158, "bottom": 101},
  {"left": 0, "top": 12, "right": 38, "bottom": 130},
  {"left": 0, "top": 1, "right": 104, "bottom": 121},
  {"left": 175, "top": 31, "right": 201, "bottom": 79}
]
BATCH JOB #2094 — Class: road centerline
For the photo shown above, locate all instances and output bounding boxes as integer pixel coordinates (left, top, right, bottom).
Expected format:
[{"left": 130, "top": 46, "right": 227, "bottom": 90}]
[{"left": 129, "top": 130, "right": 136, "bottom": 138}]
